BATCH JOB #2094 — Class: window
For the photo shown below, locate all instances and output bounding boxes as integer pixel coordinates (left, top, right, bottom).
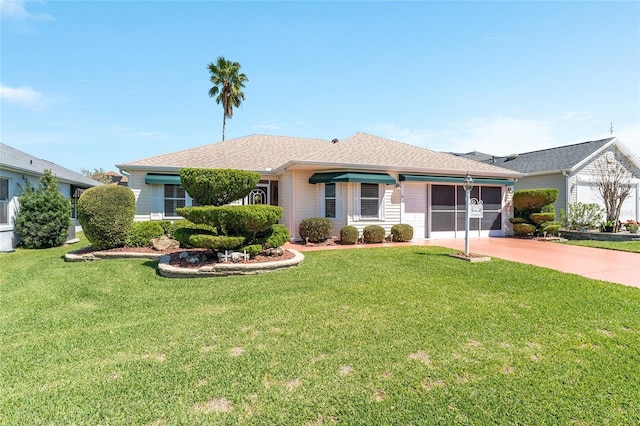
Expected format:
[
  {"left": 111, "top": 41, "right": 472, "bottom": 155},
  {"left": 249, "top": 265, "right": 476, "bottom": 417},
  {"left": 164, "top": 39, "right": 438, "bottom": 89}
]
[
  {"left": 360, "top": 183, "right": 380, "bottom": 219},
  {"left": 324, "top": 183, "right": 336, "bottom": 218},
  {"left": 0, "top": 178, "right": 8, "bottom": 225},
  {"left": 164, "top": 184, "right": 185, "bottom": 217}
]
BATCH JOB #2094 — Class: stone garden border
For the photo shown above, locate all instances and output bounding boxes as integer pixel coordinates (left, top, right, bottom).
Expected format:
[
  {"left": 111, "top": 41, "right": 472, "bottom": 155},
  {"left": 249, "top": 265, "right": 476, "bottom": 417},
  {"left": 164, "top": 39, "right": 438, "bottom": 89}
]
[{"left": 65, "top": 249, "right": 304, "bottom": 278}]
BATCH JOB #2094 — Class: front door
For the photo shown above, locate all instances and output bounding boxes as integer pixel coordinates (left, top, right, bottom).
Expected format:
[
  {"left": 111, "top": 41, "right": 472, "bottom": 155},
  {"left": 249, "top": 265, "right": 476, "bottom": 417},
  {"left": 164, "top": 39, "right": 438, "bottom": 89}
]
[
  {"left": 246, "top": 183, "right": 270, "bottom": 205},
  {"left": 403, "top": 183, "right": 427, "bottom": 239}
]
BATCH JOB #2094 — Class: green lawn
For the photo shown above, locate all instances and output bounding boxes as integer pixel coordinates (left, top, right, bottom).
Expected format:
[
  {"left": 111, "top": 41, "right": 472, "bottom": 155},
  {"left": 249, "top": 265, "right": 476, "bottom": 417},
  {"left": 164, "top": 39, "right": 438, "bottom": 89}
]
[
  {"left": 561, "top": 239, "right": 640, "bottom": 253},
  {"left": 1, "top": 235, "right": 639, "bottom": 425}
]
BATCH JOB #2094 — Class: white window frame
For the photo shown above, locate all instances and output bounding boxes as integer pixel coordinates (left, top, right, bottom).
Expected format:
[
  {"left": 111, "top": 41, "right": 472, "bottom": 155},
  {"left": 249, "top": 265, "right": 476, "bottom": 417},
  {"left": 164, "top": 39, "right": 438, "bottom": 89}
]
[
  {"left": 163, "top": 184, "right": 186, "bottom": 218},
  {"left": 0, "top": 178, "right": 9, "bottom": 225},
  {"left": 355, "top": 183, "right": 384, "bottom": 221},
  {"left": 318, "top": 183, "right": 342, "bottom": 219}
]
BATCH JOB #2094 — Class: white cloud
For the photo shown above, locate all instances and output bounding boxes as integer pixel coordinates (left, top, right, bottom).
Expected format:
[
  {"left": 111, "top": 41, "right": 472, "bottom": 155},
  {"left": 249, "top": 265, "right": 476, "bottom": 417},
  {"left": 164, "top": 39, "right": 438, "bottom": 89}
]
[
  {"left": 255, "top": 121, "right": 281, "bottom": 130},
  {"left": 0, "top": 83, "right": 46, "bottom": 109},
  {"left": 555, "top": 111, "right": 596, "bottom": 122},
  {"left": 0, "top": 0, "right": 54, "bottom": 21},
  {"left": 368, "top": 116, "right": 555, "bottom": 156}
]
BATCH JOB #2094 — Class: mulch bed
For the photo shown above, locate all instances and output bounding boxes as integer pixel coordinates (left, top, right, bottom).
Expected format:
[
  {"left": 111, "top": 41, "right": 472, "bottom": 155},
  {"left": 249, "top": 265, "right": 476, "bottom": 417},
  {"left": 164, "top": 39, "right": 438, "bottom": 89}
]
[{"left": 73, "top": 245, "right": 295, "bottom": 268}]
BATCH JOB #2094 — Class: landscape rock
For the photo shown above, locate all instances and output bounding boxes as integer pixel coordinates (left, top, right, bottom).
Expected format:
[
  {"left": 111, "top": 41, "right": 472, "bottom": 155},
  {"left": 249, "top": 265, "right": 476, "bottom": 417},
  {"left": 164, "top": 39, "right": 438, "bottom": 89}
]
[{"left": 151, "top": 236, "right": 180, "bottom": 251}]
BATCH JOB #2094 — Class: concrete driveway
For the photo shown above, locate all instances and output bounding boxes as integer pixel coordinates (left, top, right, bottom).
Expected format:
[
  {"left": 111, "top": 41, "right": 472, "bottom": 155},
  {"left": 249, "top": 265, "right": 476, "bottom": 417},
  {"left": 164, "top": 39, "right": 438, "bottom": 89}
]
[{"left": 420, "top": 237, "right": 639, "bottom": 289}]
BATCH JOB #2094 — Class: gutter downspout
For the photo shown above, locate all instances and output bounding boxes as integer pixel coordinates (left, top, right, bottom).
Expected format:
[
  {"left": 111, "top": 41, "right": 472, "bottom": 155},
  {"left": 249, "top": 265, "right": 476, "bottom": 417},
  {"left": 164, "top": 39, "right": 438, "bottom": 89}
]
[{"left": 562, "top": 170, "right": 571, "bottom": 214}]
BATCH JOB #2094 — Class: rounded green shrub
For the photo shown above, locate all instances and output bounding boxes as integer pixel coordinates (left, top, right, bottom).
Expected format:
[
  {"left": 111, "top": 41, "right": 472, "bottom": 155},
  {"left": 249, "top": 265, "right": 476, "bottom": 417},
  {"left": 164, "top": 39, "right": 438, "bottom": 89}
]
[
  {"left": 363, "top": 225, "right": 386, "bottom": 243},
  {"left": 391, "top": 224, "right": 414, "bottom": 242},
  {"left": 188, "top": 234, "right": 245, "bottom": 251},
  {"left": 15, "top": 170, "right": 72, "bottom": 249},
  {"left": 512, "top": 223, "right": 536, "bottom": 237},
  {"left": 78, "top": 185, "right": 135, "bottom": 250},
  {"left": 179, "top": 168, "right": 261, "bottom": 206},
  {"left": 126, "top": 221, "right": 165, "bottom": 247},
  {"left": 340, "top": 226, "right": 359, "bottom": 245},
  {"left": 299, "top": 217, "right": 333, "bottom": 243},
  {"left": 259, "top": 224, "right": 290, "bottom": 248},
  {"left": 529, "top": 212, "right": 555, "bottom": 225},
  {"left": 541, "top": 221, "right": 561, "bottom": 235},
  {"left": 240, "top": 244, "right": 262, "bottom": 258}
]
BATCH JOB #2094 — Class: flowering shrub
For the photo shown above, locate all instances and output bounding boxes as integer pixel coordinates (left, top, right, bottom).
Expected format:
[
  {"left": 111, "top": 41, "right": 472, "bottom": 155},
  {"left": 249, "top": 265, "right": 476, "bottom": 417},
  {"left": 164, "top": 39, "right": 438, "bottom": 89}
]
[{"left": 624, "top": 220, "right": 639, "bottom": 232}]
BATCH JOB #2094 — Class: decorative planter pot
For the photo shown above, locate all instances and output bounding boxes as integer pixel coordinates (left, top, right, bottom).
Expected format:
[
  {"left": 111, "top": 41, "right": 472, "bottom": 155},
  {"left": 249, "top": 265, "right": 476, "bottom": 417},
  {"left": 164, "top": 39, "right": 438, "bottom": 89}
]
[{"left": 603, "top": 226, "right": 614, "bottom": 233}]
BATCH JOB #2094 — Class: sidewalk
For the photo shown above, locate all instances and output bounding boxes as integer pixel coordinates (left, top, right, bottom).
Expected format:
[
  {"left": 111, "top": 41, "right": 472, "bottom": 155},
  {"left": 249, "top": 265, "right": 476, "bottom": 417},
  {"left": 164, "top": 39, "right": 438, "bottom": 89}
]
[{"left": 285, "top": 238, "right": 640, "bottom": 289}]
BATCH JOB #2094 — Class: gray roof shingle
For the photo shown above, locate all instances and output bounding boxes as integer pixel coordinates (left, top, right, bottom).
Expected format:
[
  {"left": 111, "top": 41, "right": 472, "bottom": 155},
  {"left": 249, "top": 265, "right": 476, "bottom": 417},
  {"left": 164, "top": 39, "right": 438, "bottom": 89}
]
[
  {"left": 455, "top": 138, "right": 615, "bottom": 173},
  {"left": 0, "top": 143, "right": 102, "bottom": 187}
]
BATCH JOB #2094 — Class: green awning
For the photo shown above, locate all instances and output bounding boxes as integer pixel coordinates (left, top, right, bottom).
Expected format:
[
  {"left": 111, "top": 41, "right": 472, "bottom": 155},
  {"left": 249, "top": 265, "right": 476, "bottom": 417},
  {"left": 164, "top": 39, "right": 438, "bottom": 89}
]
[
  {"left": 309, "top": 172, "right": 396, "bottom": 185},
  {"left": 399, "top": 174, "right": 515, "bottom": 186},
  {"left": 145, "top": 174, "right": 181, "bottom": 185}
]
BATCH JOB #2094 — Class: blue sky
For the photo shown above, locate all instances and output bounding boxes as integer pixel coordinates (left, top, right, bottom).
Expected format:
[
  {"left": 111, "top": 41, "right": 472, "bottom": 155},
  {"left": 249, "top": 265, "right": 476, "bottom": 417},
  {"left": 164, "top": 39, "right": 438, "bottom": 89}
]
[{"left": 1, "top": 0, "right": 639, "bottom": 173}]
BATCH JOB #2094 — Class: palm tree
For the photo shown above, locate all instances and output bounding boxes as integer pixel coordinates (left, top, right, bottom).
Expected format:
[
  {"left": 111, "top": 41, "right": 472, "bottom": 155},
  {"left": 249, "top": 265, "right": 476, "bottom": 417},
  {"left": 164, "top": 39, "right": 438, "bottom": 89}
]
[{"left": 207, "top": 56, "right": 248, "bottom": 141}]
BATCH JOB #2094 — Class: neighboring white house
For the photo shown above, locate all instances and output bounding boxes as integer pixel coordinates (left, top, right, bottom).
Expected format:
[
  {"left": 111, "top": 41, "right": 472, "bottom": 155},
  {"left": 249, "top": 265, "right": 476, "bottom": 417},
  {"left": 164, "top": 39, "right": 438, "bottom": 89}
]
[
  {"left": 457, "top": 137, "right": 640, "bottom": 222},
  {"left": 0, "top": 143, "right": 102, "bottom": 252},
  {"left": 116, "top": 133, "right": 523, "bottom": 241}
]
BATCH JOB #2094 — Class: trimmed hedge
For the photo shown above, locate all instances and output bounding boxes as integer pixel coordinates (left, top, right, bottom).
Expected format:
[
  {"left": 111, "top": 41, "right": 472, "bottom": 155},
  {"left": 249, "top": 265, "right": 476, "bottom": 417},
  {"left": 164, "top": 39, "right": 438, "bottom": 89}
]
[
  {"left": 513, "top": 188, "right": 559, "bottom": 213},
  {"left": 363, "top": 225, "right": 386, "bottom": 243},
  {"left": 509, "top": 217, "right": 527, "bottom": 224},
  {"left": 540, "top": 221, "right": 561, "bottom": 235},
  {"left": 529, "top": 212, "right": 555, "bottom": 225},
  {"left": 177, "top": 205, "right": 283, "bottom": 236},
  {"left": 189, "top": 234, "right": 245, "bottom": 251},
  {"left": 78, "top": 185, "right": 136, "bottom": 250},
  {"left": 391, "top": 224, "right": 414, "bottom": 242},
  {"left": 126, "top": 221, "right": 165, "bottom": 247},
  {"left": 340, "top": 226, "right": 359, "bottom": 245},
  {"left": 299, "top": 217, "right": 333, "bottom": 243},
  {"left": 179, "top": 168, "right": 261, "bottom": 206},
  {"left": 259, "top": 224, "right": 290, "bottom": 248},
  {"left": 512, "top": 223, "right": 536, "bottom": 236},
  {"left": 171, "top": 220, "right": 216, "bottom": 248}
]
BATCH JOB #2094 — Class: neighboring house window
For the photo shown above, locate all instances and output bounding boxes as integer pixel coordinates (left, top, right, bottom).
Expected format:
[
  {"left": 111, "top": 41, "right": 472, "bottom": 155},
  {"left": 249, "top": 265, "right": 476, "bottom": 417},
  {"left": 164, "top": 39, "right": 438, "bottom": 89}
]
[
  {"left": 324, "top": 183, "right": 336, "bottom": 218},
  {"left": 360, "top": 183, "right": 381, "bottom": 219},
  {"left": 0, "top": 178, "right": 8, "bottom": 224},
  {"left": 164, "top": 184, "right": 185, "bottom": 217}
]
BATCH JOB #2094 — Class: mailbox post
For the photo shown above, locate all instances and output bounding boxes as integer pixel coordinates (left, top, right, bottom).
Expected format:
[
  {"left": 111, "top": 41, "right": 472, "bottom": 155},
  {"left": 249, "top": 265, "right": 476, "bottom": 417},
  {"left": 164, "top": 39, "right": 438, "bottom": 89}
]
[{"left": 463, "top": 172, "right": 474, "bottom": 256}]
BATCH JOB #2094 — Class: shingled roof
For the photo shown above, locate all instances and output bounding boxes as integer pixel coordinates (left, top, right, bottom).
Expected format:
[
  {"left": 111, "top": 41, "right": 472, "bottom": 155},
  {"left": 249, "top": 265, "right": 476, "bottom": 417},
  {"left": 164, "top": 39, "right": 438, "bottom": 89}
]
[
  {"left": 455, "top": 138, "right": 615, "bottom": 174},
  {"left": 118, "top": 134, "right": 332, "bottom": 171},
  {"left": 0, "top": 143, "right": 102, "bottom": 187},
  {"left": 118, "top": 132, "right": 521, "bottom": 177}
]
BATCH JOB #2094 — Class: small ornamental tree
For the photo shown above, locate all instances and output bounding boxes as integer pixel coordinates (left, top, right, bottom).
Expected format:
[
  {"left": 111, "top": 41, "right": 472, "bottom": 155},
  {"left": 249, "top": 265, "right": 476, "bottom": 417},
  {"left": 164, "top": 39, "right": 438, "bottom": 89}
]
[
  {"left": 176, "top": 168, "right": 286, "bottom": 257},
  {"left": 591, "top": 151, "right": 637, "bottom": 232},
  {"left": 78, "top": 185, "right": 136, "bottom": 250},
  {"left": 15, "top": 169, "right": 72, "bottom": 248}
]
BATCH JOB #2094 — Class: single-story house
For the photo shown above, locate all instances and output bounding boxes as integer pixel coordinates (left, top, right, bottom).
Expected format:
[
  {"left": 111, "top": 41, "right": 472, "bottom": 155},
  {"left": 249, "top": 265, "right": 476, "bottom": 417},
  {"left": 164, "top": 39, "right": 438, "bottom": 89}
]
[
  {"left": 117, "top": 133, "right": 522, "bottom": 241},
  {"left": 457, "top": 137, "right": 640, "bottom": 222},
  {"left": 0, "top": 143, "right": 102, "bottom": 252}
]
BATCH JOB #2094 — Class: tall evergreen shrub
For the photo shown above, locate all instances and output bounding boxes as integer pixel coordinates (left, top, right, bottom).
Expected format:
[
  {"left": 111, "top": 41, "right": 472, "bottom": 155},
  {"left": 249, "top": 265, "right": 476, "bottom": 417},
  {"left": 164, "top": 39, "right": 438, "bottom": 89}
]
[{"left": 15, "top": 169, "right": 72, "bottom": 248}]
